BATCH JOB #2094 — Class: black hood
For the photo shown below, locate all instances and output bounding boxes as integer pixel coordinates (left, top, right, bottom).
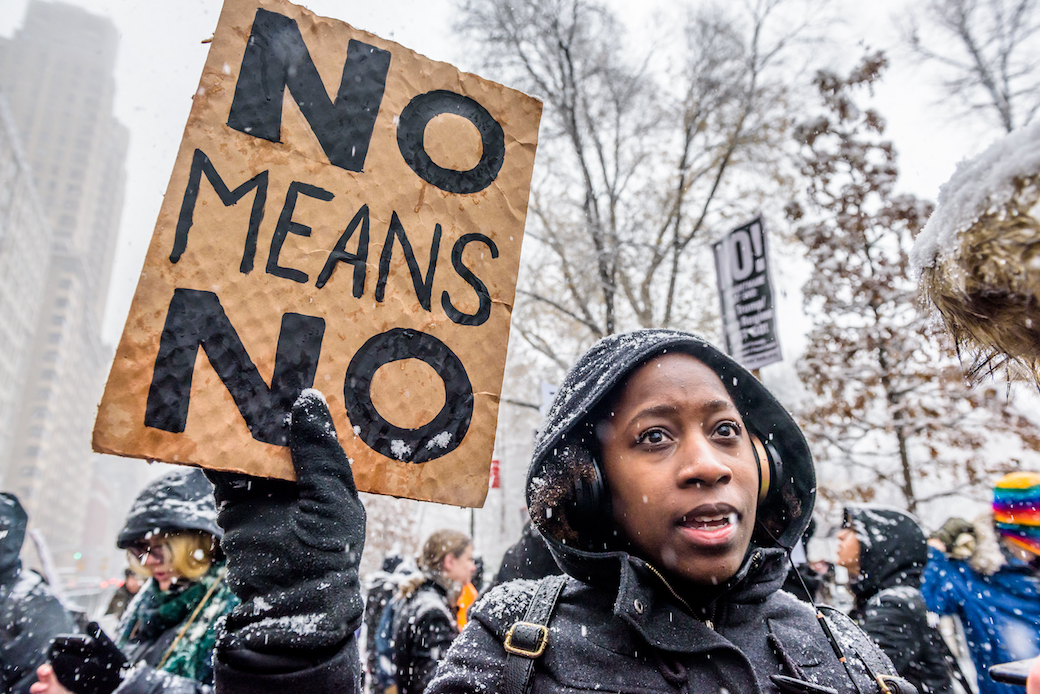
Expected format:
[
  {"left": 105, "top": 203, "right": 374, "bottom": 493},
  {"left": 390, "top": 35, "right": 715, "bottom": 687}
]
[
  {"left": 526, "top": 330, "right": 814, "bottom": 593},
  {"left": 844, "top": 505, "right": 926, "bottom": 602},
  {"left": 0, "top": 493, "right": 27, "bottom": 579},
  {"left": 117, "top": 468, "right": 221, "bottom": 548}
]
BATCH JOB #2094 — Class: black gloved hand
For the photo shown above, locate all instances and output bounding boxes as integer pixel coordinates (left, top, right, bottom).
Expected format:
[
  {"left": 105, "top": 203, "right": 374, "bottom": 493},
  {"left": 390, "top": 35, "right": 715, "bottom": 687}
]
[
  {"left": 48, "top": 621, "right": 127, "bottom": 694},
  {"left": 207, "top": 389, "right": 366, "bottom": 656}
]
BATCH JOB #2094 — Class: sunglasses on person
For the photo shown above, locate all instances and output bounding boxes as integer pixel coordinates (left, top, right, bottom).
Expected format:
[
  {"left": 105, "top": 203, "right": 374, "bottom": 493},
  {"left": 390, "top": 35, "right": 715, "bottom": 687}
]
[{"left": 126, "top": 538, "right": 169, "bottom": 563}]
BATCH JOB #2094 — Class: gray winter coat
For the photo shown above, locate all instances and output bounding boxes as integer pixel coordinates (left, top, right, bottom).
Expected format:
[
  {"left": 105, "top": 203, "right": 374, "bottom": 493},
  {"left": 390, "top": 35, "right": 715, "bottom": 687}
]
[{"left": 428, "top": 330, "right": 904, "bottom": 694}]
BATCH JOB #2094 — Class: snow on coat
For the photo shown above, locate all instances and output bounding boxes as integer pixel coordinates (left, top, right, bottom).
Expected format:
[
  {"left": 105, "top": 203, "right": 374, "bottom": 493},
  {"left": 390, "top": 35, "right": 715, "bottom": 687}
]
[
  {"left": 921, "top": 513, "right": 1040, "bottom": 694},
  {"left": 210, "top": 330, "right": 907, "bottom": 694},
  {"left": 387, "top": 575, "right": 458, "bottom": 694}
]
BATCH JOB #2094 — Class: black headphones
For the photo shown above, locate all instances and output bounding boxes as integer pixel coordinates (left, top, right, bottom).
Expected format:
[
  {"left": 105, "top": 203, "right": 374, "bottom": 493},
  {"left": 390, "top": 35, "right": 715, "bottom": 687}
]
[{"left": 562, "top": 430, "right": 785, "bottom": 544}]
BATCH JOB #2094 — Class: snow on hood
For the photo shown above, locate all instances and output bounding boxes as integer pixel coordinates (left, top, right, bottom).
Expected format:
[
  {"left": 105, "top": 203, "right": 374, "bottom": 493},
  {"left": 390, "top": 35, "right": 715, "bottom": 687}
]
[
  {"left": 911, "top": 120, "right": 1040, "bottom": 274},
  {"left": 526, "top": 330, "right": 815, "bottom": 577},
  {"left": 844, "top": 504, "right": 926, "bottom": 601},
  {"left": 117, "top": 468, "right": 221, "bottom": 548}
]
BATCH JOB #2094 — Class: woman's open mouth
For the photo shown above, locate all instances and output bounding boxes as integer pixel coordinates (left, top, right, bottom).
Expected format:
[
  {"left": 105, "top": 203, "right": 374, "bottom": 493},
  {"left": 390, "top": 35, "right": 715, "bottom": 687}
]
[{"left": 677, "top": 506, "right": 740, "bottom": 546}]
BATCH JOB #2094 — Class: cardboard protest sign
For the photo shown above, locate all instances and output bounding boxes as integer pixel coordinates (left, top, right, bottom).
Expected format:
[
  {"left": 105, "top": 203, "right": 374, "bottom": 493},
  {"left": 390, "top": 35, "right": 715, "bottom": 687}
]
[
  {"left": 93, "top": 0, "right": 542, "bottom": 508},
  {"left": 712, "top": 217, "right": 782, "bottom": 371}
]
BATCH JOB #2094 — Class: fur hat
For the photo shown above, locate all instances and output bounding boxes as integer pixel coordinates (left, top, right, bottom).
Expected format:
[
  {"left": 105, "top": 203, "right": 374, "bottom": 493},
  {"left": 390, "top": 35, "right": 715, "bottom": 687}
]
[
  {"left": 912, "top": 120, "right": 1040, "bottom": 383},
  {"left": 992, "top": 471, "right": 1040, "bottom": 556}
]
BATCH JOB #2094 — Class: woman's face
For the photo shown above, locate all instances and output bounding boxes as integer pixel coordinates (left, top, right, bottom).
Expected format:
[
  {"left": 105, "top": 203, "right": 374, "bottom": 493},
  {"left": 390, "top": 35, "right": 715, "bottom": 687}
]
[
  {"left": 598, "top": 353, "right": 760, "bottom": 587},
  {"left": 443, "top": 544, "right": 476, "bottom": 585},
  {"left": 128, "top": 536, "right": 177, "bottom": 591},
  {"left": 836, "top": 527, "right": 861, "bottom": 578}
]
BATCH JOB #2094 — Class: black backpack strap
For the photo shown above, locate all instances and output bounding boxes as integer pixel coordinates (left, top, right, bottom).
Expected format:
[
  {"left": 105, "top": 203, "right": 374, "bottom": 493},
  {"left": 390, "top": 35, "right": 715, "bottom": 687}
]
[{"left": 501, "top": 575, "right": 567, "bottom": 694}]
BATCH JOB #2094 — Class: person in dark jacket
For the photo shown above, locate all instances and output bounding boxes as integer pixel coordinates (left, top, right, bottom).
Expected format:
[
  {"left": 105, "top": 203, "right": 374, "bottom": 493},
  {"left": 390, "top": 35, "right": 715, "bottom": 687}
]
[
  {"left": 488, "top": 519, "right": 560, "bottom": 589},
  {"left": 837, "top": 505, "right": 954, "bottom": 694},
  {"left": 0, "top": 493, "right": 76, "bottom": 694},
  {"left": 389, "top": 529, "right": 475, "bottom": 694},
  {"left": 363, "top": 552, "right": 406, "bottom": 693},
  {"left": 205, "top": 334, "right": 914, "bottom": 694},
  {"left": 33, "top": 468, "right": 237, "bottom": 694}
]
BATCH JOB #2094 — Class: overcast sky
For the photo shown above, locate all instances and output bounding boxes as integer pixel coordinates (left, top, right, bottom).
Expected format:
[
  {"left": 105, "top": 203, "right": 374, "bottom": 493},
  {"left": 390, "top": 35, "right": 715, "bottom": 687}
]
[{"left": 0, "top": 0, "right": 1001, "bottom": 348}]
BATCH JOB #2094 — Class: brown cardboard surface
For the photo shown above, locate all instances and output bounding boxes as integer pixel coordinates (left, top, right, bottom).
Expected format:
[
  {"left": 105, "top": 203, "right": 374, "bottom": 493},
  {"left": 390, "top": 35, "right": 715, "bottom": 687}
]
[{"left": 92, "top": 0, "right": 541, "bottom": 508}]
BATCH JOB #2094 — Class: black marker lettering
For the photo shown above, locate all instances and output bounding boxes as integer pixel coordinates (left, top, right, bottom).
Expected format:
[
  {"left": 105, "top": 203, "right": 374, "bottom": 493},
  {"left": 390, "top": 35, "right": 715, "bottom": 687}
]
[
  {"left": 442, "top": 233, "right": 498, "bottom": 327},
  {"left": 227, "top": 8, "right": 391, "bottom": 172},
  {"left": 375, "top": 212, "right": 441, "bottom": 311},
  {"left": 145, "top": 288, "right": 325, "bottom": 446},
  {"left": 343, "top": 328, "right": 472, "bottom": 463},
  {"left": 396, "top": 90, "right": 505, "bottom": 194},
  {"left": 316, "top": 204, "right": 370, "bottom": 295},
  {"left": 171, "top": 149, "right": 268, "bottom": 273},
  {"left": 267, "top": 181, "right": 334, "bottom": 284}
]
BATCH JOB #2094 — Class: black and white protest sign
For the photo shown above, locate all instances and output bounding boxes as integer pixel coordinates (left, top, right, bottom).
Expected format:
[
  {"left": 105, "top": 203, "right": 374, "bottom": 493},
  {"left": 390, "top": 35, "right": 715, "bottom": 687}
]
[{"left": 712, "top": 217, "right": 782, "bottom": 371}]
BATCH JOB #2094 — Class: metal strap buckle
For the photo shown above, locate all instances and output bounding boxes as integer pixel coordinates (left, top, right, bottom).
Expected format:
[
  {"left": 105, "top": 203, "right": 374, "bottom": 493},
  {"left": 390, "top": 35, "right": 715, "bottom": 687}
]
[{"left": 503, "top": 621, "right": 549, "bottom": 658}]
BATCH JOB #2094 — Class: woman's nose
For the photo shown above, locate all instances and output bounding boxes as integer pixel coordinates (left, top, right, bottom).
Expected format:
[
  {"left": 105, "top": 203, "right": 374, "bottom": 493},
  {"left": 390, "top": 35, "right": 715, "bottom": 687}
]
[
  {"left": 143, "top": 547, "right": 164, "bottom": 565},
  {"left": 677, "top": 439, "right": 732, "bottom": 487}
]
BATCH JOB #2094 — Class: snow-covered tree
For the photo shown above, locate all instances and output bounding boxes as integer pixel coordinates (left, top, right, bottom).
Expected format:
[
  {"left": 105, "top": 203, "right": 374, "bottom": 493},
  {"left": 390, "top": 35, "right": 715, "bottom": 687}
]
[
  {"left": 786, "top": 53, "right": 1040, "bottom": 518},
  {"left": 457, "top": 0, "right": 824, "bottom": 367},
  {"left": 904, "top": 0, "right": 1040, "bottom": 133}
]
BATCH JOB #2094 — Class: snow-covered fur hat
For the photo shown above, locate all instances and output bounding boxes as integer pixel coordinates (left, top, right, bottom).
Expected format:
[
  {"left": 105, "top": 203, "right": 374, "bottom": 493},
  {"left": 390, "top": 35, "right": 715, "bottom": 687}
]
[
  {"left": 912, "top": 120, "right": 1040, "bottom": 383},
  {"left": 527, "top": 329, "right": 814, "bottom": 555},
  {"left": 117, "top": 468, "right": 221, "bottom": 548}
]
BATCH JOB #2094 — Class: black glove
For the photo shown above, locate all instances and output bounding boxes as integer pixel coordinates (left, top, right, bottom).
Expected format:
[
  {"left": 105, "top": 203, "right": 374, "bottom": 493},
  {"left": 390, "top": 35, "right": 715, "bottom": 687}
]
[
  {"left": 207, "top": 389, "right": 366, "bottom": 656},
  {"left": 48, "top": 621, "right": 127, "bottom": 694}
]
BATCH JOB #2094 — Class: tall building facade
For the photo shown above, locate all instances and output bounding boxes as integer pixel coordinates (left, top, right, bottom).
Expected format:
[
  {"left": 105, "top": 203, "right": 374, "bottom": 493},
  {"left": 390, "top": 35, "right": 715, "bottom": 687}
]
[
  {"left": 0, "top": 94, "right": 52, "bottom": 468},
  {"left": 0, "top": 1, "right": 139, "bottom": 579}
]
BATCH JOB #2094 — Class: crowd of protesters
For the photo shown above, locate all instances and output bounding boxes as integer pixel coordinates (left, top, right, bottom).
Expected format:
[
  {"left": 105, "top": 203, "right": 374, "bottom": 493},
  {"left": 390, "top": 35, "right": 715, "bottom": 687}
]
[{"left": 0, "top": 331, "right": 1037, "bottom": 694}]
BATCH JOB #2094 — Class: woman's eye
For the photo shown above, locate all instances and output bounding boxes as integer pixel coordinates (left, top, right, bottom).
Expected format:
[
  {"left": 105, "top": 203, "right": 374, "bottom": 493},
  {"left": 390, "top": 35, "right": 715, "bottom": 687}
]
[
  {"left": 636, "top": 428, "right": 668, "bottom": 445},
  {"left": 714, "top": 421, "right": 741, "bottom": 438}
]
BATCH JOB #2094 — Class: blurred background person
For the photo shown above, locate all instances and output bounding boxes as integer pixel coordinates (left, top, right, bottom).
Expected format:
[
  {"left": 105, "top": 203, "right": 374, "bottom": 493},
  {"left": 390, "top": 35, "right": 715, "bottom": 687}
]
[
  {"left": 32, "top": 468, "right": 237, "bottom": 694},
  {"left": 363, "top": 550, "right": 414, "bottom": 694},
  {"left": 389, "top": 529, "right": 475, "bottom": 694},
  {"left": 103, "top": 569, "right": 142, "bottom": 622},
  {"left": 0, "top": 492, "right": 76, "bottom": 694},
  {"left": 837, "top": 504, "right": 954, "bottom": 693},
  {"left": 922, "top": 472, "right": 1040, "bottom": 694}
]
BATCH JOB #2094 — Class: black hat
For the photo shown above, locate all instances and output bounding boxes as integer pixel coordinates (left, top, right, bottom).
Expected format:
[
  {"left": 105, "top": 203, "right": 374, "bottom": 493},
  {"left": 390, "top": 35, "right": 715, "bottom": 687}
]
[{"left": 117, "top": 468, "right": 221, "bottom": 549}]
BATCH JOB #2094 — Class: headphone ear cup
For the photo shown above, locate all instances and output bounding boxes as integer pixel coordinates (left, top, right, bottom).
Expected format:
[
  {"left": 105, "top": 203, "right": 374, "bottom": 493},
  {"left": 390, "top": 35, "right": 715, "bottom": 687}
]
[
  {"left": 556, "top": 441, "right": 610, "bottom": 543},
  {"left": 763, "top": 440, "right": 784, "bottom": 501},
  {"left": 750, "top": 434, "right": 785, "bottom": 503}
]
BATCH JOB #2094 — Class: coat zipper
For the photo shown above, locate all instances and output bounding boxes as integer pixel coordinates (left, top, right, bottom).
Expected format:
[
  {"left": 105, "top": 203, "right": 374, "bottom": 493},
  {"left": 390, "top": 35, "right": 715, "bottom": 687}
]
[{"left": 643, "top": 562, "right": 715, "bottom": 631}]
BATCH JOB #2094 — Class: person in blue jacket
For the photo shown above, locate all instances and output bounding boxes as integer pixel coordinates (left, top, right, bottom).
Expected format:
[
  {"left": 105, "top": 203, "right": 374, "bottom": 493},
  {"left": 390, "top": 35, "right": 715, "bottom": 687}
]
[{"left": 921, "top": 472, "right": 1040, "bottom": 694}]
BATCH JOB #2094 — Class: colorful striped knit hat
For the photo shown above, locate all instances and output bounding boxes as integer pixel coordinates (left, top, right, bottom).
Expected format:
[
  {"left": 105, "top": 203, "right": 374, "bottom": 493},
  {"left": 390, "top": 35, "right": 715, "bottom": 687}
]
[{"left": 993, "top": 471, "right": 1040, "bottom": 556}]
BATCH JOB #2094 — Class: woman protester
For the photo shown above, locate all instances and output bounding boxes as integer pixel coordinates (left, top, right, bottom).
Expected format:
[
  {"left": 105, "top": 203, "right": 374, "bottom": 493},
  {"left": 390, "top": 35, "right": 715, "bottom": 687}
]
[
  {"left": 837, "top": 505, "right": 954, "bottom": 693},
  {"left": 388, "top": 529, "right": 475, "bottom": 694},
  {"left": 32, "top": 468, "right": 237, "bottom": 694},
  {"left": 205, "top": 331, "right": 914, "bottom": 694}
]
